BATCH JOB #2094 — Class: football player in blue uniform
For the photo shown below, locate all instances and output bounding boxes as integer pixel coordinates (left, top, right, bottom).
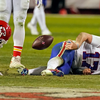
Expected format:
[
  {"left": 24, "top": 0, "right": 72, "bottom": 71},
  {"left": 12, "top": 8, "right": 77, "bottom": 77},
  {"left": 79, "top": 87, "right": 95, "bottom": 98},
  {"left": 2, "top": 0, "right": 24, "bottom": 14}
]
[{"left": 19, "top": 32, "right": 100, "bottom": 76}]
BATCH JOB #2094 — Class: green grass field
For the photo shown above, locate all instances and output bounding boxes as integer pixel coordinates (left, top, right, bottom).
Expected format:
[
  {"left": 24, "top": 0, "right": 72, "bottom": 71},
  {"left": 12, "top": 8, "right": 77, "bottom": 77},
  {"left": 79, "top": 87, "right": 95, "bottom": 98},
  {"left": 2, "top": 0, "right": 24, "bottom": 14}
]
[{"left": 0, "top": 14, "right": 100, "bottom": 90}]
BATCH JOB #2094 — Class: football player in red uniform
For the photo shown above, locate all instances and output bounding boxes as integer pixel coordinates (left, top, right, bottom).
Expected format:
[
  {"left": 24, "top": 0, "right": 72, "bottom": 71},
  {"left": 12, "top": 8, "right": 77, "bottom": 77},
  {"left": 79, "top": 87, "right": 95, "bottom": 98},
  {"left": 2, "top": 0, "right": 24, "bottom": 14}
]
[{"left": 0, "top": 0, "right": 42, "bottom": 69}]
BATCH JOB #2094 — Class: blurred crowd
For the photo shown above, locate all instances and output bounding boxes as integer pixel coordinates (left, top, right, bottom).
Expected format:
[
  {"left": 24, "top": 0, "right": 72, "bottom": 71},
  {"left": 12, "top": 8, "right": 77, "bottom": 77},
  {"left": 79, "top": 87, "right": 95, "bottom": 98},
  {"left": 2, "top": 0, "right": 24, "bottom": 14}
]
[{"left": 29, "top": 0, "right": 100, "bottom": 15}]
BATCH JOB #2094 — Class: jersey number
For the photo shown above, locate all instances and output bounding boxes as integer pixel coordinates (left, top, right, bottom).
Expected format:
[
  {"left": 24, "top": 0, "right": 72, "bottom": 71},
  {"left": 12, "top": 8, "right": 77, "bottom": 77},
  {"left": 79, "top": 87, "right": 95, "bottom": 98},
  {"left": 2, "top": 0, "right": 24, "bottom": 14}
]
[{"left": 82, "top": 52, "right": 99, "bottom": 70}]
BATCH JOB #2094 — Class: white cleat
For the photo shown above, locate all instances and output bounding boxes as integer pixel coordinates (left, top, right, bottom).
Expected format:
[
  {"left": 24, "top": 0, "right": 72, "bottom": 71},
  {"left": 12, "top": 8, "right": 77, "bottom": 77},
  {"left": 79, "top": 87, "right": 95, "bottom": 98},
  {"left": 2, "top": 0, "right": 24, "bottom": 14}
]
[
  {"left": 41, "top": 69, "right": 64, "bottom": 77},
  {"left": 42, "top": 29, "right": 52, "bottom": 35},
  {"left": 9, "top": 56, "right": 25, "bottom": 69},
  {"left": 27, "top": 23, "right": 39, "bottom": 35},
  {"left": 41, "top": 69, "right": 53, "bottom": 76}
]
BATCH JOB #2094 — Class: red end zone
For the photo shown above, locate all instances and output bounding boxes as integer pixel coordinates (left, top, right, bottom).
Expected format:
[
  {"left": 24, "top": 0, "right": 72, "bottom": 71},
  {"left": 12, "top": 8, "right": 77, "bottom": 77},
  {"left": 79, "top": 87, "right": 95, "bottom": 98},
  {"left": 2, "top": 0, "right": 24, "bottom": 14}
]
[{"left": 0, "top": 92, "right": 100, "bottom": 100}]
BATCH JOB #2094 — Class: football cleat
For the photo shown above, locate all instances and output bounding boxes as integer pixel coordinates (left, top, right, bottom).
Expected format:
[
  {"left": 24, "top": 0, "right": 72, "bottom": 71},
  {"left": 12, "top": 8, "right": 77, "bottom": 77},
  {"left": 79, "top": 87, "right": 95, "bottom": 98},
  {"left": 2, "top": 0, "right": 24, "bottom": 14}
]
[
  {"left": 9, "top": 56, "right": 25, "bottom": 69},
  {"left": 42, "top": 29, "right": 52, "bottom": 35},
  {"left": 18, "top": 68, "right": 28, "bottom": 75},
  {"left": 27, "top": 23, "right": 39, "bottom": 35},
  {"left": 41, "top": 69, "right": 64, "bottom": 77}
]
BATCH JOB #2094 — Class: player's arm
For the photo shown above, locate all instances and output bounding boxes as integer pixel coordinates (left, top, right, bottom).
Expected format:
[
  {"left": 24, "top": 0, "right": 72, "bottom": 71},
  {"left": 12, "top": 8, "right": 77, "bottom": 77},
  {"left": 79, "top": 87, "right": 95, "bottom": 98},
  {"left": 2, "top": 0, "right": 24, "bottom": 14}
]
[
  {"left": 75, "top": 32, "right": 92, "bottom": 47},
  {"left": 66, "top": 32, "right": 92, "bottom": 50},
  {"left": 72, "top": 67, "right": 91, "bottom": 75}
]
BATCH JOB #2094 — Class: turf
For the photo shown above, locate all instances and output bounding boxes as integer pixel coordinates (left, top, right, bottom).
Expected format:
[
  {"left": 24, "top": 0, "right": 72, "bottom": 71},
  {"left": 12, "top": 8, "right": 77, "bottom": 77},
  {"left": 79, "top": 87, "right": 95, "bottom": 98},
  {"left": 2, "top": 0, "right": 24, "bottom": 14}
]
[{"left": 0, "top": 14, "right": 100, "bottom": 89}]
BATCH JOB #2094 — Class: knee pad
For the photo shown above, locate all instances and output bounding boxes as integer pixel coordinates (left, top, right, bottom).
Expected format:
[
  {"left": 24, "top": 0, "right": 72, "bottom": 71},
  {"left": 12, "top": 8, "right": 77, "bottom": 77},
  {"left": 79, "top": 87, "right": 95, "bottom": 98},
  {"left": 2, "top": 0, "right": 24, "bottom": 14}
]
[
  {"left": 0, "top": 0, "right": 7, "bottom": 11},
  {"left": 0, "top": 0, "right": 10, "bottom": 22},
  {"left": 14, "top": 10, "right": 27, "bottom": 27},
  {"left": 14, "top": 17, "right": 24, "bottom": 27},
  {"left": 21, "top": 0, "right": 30, "bottom": 9},
  {"left": 0, "top": 12, "right": 10, "bottom": 23}
]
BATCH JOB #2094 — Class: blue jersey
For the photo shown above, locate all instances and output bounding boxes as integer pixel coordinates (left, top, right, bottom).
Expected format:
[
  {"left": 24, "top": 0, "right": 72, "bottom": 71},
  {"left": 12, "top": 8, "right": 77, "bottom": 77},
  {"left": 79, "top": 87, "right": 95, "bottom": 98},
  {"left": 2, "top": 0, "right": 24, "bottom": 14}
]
[{"left": 42, "top": 0, "right": 46, "bottom": 6}]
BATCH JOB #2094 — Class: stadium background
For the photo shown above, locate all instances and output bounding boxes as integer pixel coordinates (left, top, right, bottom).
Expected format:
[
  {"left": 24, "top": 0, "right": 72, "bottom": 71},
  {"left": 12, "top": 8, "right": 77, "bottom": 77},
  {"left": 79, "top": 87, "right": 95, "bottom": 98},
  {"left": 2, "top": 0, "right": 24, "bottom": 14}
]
[
  {"left": 0, "top": 0, "right": 100, "bottom": 99},
  {"left": 29, "top": 0, "right": 100, "bottom": 14}
]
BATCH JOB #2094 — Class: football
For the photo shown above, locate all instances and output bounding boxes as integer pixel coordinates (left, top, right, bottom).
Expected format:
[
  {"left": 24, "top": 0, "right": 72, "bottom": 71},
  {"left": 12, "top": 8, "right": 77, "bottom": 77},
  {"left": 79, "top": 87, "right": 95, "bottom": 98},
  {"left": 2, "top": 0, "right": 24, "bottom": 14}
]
[{"left": 32, "top": 35, "right": 54, "bottom": 50}]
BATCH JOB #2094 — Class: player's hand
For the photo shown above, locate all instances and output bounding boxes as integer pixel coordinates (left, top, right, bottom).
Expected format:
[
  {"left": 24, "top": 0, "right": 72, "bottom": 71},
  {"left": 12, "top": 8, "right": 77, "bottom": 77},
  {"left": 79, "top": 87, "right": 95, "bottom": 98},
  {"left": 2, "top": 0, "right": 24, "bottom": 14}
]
[
  {"left": 35, "top": 0, "right": 42, "bottom": 8},
  {"left": 65, "top": 40, "right": 79, "bottom": 50},
  {"left": 83, "top": 68, "right": 91, "bottom": 75},
  {"left": 0, "top": 39, "right": 7, "bottom": 48}
]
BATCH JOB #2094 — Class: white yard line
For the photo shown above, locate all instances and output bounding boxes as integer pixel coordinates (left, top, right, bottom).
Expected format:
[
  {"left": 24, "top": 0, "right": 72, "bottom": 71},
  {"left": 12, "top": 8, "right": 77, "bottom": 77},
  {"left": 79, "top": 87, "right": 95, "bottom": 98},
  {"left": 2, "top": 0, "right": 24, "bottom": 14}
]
[{"left": 0, "top": 87, "right": 100, "bottom": 98}]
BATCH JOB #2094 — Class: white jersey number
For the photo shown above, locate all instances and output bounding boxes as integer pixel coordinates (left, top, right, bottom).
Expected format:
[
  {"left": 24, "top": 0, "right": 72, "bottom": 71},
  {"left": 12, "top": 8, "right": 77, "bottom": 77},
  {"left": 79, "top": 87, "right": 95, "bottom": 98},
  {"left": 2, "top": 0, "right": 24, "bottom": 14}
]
[{"left": 82, "top": 51, "right": 99, "bottom": 70}]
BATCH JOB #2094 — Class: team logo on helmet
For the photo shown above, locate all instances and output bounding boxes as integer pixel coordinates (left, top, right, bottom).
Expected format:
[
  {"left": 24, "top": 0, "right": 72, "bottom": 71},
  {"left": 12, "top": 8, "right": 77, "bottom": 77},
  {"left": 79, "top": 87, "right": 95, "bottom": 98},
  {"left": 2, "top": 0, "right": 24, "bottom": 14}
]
[{"left": 0, "top": 26, "right": 6, "bottom": 37}]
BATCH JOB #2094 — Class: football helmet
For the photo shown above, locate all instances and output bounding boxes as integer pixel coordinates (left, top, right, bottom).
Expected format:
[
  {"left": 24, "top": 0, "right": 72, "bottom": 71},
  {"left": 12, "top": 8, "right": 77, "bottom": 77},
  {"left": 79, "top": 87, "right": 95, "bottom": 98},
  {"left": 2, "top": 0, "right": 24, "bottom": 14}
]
[{"left": 0, "top": 20, "right": 11, "bottom": 48}]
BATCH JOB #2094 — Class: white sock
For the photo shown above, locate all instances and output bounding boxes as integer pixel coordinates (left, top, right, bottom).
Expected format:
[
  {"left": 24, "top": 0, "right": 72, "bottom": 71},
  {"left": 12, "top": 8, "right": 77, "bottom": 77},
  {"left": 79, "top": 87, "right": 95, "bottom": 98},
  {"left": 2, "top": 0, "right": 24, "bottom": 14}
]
[
  {"left": 28, "top": 66, "right": 46, "bottom": 75},
  {"left": 28, "top": 68, "right": 35, "bottom": 75},
  {"left": 13, "top": 24, "right": 25, "bottom": 46}
]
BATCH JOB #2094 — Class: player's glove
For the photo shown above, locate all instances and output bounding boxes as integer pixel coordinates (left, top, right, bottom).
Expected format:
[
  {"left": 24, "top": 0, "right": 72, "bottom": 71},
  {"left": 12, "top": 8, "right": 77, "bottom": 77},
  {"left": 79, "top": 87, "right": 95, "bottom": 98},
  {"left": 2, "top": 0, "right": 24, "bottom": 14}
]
[
  {"left": 0, "top": 39, "right": 7, "bottom": 48},
  {"left": 35, "top": 0, "right": 42, "bottom": 8}
]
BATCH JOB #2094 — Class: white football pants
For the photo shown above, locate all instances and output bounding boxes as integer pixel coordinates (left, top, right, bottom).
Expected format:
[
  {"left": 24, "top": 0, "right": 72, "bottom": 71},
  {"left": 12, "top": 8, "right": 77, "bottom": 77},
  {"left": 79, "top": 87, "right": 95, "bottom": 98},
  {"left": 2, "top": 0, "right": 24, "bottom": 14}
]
[{"left": 0, "top": 0, "right": 30, "bottom": 46}]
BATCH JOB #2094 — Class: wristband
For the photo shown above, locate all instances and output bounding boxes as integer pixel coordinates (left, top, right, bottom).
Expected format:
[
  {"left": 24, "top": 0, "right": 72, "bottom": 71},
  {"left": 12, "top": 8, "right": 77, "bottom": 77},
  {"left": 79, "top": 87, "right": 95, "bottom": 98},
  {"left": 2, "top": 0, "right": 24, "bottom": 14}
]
[{"left": 76, "top": 43, "right": 79, "bottom": 49}]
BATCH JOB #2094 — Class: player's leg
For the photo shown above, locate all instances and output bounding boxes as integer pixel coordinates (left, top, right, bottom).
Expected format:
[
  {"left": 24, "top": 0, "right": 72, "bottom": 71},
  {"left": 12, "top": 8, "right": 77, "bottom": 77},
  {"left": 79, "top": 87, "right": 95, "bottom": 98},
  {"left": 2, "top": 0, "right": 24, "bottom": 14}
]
[
  {"left": 18, "top": 66, "right": 47, "bottom": 75},
  {"left": 36, "top": 0, "right": 51, "bottom": 35},
  {"left": 50, "top": 42, "right": 64, "bottom": 58},
  {"left": 57, "top": 50, "right": 75, "bottom": 74},
  {"left": 9, "top": 0, "right": 30, "bottom": 69},
  {"left": 48, "top": 42, "right": 75, "bottom": 74},
  {"left": 27, "top": 2, "right": 39, "bottom": 35},
  {"left": 0, "top": 0, "right": 12, "bottom": 23},
  {"left": 28, "top": 0, "right": 51, "bottom": 35},
  {"left": 19, "top": 42, "right": 74, "bottom": 76},
  {"left": 40, "top": 42, "right": 64, "bottom": 76}
]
